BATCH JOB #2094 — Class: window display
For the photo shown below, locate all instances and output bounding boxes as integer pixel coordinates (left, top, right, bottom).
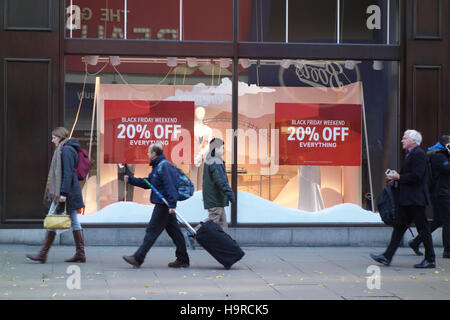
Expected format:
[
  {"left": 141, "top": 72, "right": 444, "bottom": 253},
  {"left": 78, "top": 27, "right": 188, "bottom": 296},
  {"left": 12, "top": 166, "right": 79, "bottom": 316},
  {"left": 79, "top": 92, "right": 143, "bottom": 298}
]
[
  {"left": 64, "top": 56, "right": 398, "bottom": 224},
  {"left": 236, "top": 59, "right": 399, "bottom": 223}
]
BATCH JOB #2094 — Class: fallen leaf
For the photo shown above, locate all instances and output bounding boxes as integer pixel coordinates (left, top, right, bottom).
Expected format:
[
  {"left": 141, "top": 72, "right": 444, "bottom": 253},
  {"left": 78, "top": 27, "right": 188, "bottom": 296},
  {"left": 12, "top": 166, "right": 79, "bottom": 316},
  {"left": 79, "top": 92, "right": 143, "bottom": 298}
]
[
  {"left": 178, "top": 291, "right": 187, "bottom": 295},
  {"left": 3, "top": 292, "right": 9, "bottom": 296},
  {"left": 434, "top": 271, "right": 440, "bottom": 274},
  {"left": 52, "top": 293, "right": 57, "bottom": 297},
  {"left": 216, "top": 275, "right": 224, "bottom": 279},
  {"left": 144, "top": 285, "right": 151, "bottom": 288},
  {"left": 411, "top": 276, "right": 419, "bottom": 280},
  {"left": 130, "top": 297, "right": 137, "bottom": 300}
]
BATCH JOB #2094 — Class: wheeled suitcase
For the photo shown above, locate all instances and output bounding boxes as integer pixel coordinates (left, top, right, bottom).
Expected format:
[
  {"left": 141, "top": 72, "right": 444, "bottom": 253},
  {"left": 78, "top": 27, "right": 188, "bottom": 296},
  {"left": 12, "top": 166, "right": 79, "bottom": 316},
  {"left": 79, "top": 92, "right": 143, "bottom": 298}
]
[
  {"left": 175, "top": 212, "right": 245, "bottom": 269},
  {"left": 142, "top": 178, "right": 245, "bottom": 269},
  {"left": 195, "top": 221, "right": 245, "bottom": 269}
]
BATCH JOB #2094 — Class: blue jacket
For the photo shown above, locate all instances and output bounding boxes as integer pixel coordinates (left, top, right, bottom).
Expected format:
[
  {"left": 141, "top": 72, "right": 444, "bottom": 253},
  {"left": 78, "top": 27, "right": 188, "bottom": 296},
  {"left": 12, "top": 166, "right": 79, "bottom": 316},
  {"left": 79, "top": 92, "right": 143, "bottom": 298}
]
[
  {"left": 128, "top": 155, "right": 178, "bottom": 208},
  {"left": 60, "top": 139, "right": 84, "bottom": 211}
]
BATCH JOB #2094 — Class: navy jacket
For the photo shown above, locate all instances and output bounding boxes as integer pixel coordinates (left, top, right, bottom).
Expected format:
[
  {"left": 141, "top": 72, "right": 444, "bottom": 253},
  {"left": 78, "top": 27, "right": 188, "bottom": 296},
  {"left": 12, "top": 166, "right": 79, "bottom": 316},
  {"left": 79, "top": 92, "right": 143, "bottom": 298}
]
[
  {"left": 128, "top": 155, "right": 178, "bottom": 208},
  {"left": 398, "top": 146, "right": 430, "bottom": 206},
  {"left": 60, "top": 139, "right": 84, "bottom": 211}
]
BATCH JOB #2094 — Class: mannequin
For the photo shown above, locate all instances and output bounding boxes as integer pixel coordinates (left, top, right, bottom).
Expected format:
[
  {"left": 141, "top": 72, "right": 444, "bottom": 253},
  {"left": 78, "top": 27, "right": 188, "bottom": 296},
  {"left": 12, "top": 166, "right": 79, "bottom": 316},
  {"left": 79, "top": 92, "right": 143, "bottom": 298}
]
[
  {"left": 189, "top": 106, "right": 213, "bottom": 190},
  {"left": 298, "top": 165, "right": 324, "bottom": 212}
]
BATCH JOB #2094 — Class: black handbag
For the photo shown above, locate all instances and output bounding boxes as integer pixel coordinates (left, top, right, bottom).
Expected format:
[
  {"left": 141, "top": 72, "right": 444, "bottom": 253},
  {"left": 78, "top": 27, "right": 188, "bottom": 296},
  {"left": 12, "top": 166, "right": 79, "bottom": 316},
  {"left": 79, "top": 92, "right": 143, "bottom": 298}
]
[{"left": 376, "top": 184, "right": 398, "bottom": 226}]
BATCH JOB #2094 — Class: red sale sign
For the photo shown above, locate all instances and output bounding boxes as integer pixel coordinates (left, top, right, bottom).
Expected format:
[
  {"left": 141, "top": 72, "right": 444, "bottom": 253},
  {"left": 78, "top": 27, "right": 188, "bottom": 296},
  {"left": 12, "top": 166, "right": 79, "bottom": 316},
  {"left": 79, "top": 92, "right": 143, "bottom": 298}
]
[
  {"left": 104, "top": 100, "right": 194, "bottom": 164},
  {"left": 275, "top": 103, "right": 362, "bottom": 166}
]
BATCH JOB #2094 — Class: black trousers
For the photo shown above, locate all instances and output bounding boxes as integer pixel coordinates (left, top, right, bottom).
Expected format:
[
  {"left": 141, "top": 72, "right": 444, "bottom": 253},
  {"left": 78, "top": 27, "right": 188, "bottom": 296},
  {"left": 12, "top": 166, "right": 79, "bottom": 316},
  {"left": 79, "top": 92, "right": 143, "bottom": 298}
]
[
  {"left": 134, "top": 204, "right": 189, "bottom": 264},
  {"left": 384, "top": 205, "right": 435, "bottom": 261},
  {"left": 410, "top": 198, "right": 450, "bottom": 253}
]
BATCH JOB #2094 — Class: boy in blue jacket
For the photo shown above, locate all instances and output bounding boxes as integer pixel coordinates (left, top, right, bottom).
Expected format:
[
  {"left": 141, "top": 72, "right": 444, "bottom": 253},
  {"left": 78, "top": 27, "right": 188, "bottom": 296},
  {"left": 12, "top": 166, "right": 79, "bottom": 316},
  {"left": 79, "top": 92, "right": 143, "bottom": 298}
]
[{"left": 122, "top": 143, "right": 190, "bottom": 268}]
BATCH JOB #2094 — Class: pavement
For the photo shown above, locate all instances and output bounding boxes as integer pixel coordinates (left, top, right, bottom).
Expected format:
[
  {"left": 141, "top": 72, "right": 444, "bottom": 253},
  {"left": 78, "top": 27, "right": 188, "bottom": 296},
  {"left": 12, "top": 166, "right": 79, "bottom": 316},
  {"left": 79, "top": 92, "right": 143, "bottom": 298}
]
[{"left": 0, "top": 244, "right": 449, "bottom": 301}]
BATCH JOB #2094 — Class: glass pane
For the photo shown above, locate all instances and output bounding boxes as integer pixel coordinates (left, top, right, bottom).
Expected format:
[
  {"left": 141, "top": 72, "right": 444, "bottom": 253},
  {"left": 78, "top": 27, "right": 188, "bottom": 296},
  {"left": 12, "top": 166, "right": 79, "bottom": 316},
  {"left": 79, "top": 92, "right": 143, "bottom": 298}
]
[
  {"left": 182, "top": 0, "right": 233, "bottom": 41},
  {"left": 65, "top": 55, "right": 232, "bottom": 224},
  {"left": 65, "top": 0, "right": 179, "bottom": 40},
  {"left": 239, "top": 0, "right": 286, "bottom": 42},
  {"left": 237, "top": 58, "right": 399, "bottom": 223},
  {"left": 341, "top": 0, "right": 399, "bottom": 44},
  {"left": 288, "top": 0, "right": 337, "bottom": 43}
]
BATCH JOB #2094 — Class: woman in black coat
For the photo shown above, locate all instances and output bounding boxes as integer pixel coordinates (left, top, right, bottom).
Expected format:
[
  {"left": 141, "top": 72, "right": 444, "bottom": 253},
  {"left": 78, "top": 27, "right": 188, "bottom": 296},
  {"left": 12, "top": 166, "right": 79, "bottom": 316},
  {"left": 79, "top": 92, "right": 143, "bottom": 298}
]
[{"left": 26, "top": 127, "right": 86, "bottom": 263}]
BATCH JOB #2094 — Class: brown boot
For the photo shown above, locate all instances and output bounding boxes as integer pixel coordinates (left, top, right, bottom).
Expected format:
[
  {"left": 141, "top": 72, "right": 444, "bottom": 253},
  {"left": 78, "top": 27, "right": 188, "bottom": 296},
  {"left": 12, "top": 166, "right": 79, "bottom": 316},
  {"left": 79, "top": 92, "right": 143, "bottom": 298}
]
[
  {"left": 26, "top": 231, "right": 56, "bottom": 263},
  {"left": 65, "top": 230, "right": 86, "bottom": 263}
]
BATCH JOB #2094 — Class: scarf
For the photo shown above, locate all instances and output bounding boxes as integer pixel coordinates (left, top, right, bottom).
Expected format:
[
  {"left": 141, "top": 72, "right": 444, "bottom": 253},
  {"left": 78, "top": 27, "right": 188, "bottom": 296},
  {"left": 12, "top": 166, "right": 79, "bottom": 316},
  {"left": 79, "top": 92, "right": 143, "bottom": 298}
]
[{"left": 43, "top": 138, "right": 69, "bottom": 209}]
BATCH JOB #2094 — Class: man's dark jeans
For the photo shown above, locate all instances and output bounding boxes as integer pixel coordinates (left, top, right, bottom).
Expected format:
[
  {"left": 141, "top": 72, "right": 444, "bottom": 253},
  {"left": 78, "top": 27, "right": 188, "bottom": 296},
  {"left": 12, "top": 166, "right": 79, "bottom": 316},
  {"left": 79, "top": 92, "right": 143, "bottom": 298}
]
[
  {"left": 384, "top": 205, "right": 435, "bottom": 261},
  {"left": 134, "top": 204, "right": 189, "bottom": 264}
]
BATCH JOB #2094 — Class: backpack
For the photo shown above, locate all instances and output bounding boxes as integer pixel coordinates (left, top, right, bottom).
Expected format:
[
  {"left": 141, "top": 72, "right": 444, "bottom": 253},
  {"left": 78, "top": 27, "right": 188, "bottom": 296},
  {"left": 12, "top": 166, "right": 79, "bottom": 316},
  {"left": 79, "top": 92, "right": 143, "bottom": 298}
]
[
  {"left": 157, "top": 160, "right": 194, "bottom": 201},
  {"left": 73, "top": 147, "right": 91, "bottom": 181}
]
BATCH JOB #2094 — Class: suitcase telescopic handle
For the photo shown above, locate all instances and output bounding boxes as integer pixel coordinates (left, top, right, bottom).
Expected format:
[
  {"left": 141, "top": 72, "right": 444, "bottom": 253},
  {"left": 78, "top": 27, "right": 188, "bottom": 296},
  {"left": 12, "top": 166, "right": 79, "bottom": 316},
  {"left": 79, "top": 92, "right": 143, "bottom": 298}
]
[{"left": 143, "top": 178, "right": 197, "bottom": 235}]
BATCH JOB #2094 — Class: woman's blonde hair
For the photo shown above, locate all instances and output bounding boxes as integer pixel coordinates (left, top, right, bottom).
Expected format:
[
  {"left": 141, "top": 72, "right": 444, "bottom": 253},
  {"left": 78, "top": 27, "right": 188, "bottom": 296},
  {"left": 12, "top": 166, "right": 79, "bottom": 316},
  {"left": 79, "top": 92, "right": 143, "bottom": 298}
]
[{"left": 52, "top": 127, "right": 69, "bottom": 139}]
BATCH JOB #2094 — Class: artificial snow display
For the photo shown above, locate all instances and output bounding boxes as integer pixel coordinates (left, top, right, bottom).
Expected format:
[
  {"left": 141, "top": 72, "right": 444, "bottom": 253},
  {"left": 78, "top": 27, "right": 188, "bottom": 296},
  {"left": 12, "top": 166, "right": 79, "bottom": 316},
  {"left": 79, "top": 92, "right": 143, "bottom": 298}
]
[{"left": 78, "top": 190, "right": 382, "bottom": 224}]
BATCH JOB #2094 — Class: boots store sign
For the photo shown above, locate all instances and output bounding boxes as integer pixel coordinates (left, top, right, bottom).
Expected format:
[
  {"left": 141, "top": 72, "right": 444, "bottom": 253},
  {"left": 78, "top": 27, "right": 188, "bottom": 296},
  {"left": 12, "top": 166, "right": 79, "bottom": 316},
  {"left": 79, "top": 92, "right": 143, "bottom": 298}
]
[{"left": 294, "top": 62, "right": 355, "bottom": 93}]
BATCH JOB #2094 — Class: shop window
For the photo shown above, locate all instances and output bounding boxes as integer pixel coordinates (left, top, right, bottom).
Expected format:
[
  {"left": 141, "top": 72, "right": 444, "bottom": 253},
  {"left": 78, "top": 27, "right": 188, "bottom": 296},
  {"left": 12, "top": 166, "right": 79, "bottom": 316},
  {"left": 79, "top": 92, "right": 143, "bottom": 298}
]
[
  {"left": 65, "top": 55, "right": 398, "bottom": 224},
  {"left": 341, "top": 0, "right": 399, "bottom": 44},
  {"left": 65, "top": 55, "right": 232, "bottom": 224},
  {"left": 65, "top": 0, "right": 179, "bottom": 40},
  {"left": 239, "top": 0, "right": 399, "bottom": 44},
  {"left": 236, "top": 58, "right": 399, "bottom": 223},
  {"left": 65, "top": 0, "right": 233, "bottom": 41}
]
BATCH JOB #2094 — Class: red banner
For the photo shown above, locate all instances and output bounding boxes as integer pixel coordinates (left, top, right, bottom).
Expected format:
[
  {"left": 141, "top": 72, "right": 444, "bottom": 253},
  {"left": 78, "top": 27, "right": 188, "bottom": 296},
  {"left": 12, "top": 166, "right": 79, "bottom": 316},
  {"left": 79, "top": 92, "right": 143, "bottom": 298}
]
[
  {"left": 275, "top": 103, "right": 362, "bottom": 166},
  {"left": 104, "top": 100, "right": 194, "bottom": 164}
]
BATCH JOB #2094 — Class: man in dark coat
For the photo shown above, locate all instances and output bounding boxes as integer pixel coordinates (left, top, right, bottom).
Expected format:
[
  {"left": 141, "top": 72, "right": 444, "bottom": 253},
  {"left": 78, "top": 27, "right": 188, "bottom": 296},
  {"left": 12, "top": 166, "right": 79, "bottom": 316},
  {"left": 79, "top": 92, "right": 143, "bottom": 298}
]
[
  {"left": 371, "top": 129, "right": 436, "bottom": 268},
  {"left": 408, "top": 135, "right": 450, "bottom": 258},
  {"left": 122, "top": 143, "right": 190, "bottom": 269}
]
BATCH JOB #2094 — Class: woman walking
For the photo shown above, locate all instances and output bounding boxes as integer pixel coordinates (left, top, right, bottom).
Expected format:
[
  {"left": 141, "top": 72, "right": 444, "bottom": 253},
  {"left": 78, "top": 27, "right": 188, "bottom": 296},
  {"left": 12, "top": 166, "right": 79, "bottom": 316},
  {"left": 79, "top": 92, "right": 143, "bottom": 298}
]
[{"left": 26, "top": 127, "right": 86, "bottom": 263}]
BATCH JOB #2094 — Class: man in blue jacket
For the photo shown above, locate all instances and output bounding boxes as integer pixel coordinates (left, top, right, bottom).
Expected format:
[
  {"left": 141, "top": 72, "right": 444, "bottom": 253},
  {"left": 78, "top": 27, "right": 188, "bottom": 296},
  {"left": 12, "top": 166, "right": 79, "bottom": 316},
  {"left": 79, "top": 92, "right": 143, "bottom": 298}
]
[{"left": 122, "top": 143, "right": 190, "bottom": 268}]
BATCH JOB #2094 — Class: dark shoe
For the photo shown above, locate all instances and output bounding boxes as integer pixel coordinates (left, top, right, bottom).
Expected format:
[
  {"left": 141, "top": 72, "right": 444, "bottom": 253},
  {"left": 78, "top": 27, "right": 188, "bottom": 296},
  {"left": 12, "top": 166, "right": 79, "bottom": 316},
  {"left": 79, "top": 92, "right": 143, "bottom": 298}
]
[
  {"left": 168, "top": 259, "right": 189, "bottom": 268},
  {"left": 414, "top": 259, "right": 436, "bottom": 268},
  {"left": 26, "top": 231, "right": 56, "bottom": 263},
  {"left": 408, "top": 239, "right": 423, "bottom": 256},
  {"left": 65, "top": 230, "right": 86, "bottom": 263},
  {"left": 370, "top": 254, "right": 391, "bottom": 266},
  {"left": 122, "top": 255, "right": 141, "bottom": 268},
  {"left": 443, "top": 252, "right": 450, "bottom": 259}
]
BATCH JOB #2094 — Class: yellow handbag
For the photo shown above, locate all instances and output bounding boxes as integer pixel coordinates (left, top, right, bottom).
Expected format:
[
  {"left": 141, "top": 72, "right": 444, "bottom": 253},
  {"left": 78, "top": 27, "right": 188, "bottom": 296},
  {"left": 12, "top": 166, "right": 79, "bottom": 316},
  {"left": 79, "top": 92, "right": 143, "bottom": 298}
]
[{"left": 43, "top": 203, "right": 72, "bottom": 229}]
